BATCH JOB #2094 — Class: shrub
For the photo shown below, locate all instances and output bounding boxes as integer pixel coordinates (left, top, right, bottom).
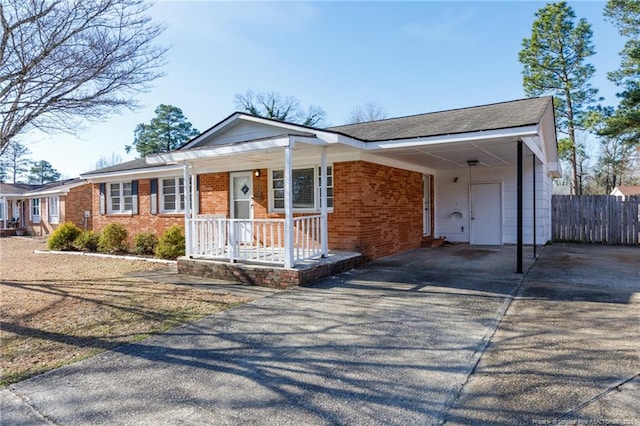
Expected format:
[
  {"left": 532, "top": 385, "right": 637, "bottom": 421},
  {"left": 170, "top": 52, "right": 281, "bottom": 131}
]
[
  {"left": 98, "top": 223, "right": 129, "bottom": 253},
  {"left": 75, "top": 231, "right": 99, "bottom": 252},
  {"left": 135, "top": 231, "right": 158, "bottom": 255},
  {"left": 155, "top": 225, "right": 185, "bottom": 259},
  {"left": 48, "top": 222, "right": 82, "bottom": 251}
]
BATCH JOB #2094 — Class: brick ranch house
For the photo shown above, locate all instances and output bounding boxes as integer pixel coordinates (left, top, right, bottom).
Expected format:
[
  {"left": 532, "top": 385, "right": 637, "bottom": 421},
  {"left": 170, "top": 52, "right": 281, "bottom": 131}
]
[
  {"left": 0, "top": 179, "right": 92, "bottom": 236},
  {"left": 81, "top": 96, "right": 560, "bottom": 279}
]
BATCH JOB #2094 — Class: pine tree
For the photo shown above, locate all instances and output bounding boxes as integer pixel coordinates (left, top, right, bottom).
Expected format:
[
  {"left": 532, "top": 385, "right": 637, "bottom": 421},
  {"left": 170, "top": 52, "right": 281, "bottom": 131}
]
[
  {"left": 28, "top": 160, "right": 61, "bottom": 185},
  {"left": 601, "top": 0, "right": 640, "bottom": 144},
  {"left": 126, "top": 105, "right": 200, "bottom": 157},
  {"left": 519, "top": 1, "right": 599, "bottom": 195}
]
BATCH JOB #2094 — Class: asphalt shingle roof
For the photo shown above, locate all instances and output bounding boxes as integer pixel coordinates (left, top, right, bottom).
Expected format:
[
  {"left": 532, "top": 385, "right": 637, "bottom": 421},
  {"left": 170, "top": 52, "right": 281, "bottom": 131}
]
[
  {"left": 0, "top": 178, "right": 85, "bottom": 196},
  {"left": 327, "top": 97, "right": 552, "bottom": 141},
  {"left": 81, "top": 158, "right": 152, "bottom": 175}
]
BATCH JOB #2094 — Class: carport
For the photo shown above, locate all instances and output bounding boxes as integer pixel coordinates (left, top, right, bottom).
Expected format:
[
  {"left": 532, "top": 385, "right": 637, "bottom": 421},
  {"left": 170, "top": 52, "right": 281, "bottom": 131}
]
[{"left": 332, "top": 96, "right": 561, "bottom": 272}]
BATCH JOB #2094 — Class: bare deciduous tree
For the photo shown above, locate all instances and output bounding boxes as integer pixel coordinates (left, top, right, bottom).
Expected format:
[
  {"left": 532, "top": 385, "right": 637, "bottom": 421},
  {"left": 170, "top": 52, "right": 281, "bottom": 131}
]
[
  {"left": 94, "top": 152, "right": 123, "bottom": 170},
  {"left": 234, "top": 90, "right": 327, "bottom": 127},
  {"left": 346, "top": 101, "right": 388, "bottom": 124},
  {"left": 0, "top": 0, "right": 168, "bottom": 156}
]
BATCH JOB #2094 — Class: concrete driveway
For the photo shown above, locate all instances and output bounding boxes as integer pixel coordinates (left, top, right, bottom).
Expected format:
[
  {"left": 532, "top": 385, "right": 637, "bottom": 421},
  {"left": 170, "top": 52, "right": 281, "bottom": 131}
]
[{"left": 3, "top": 244, "right": 639, "bottom": 425}]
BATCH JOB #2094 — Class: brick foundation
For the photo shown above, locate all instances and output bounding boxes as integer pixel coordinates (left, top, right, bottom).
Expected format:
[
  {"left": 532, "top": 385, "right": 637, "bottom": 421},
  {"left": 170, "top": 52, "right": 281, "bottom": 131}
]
[{"left": 177, "top": 252, "right": 366, "bottom": 289}]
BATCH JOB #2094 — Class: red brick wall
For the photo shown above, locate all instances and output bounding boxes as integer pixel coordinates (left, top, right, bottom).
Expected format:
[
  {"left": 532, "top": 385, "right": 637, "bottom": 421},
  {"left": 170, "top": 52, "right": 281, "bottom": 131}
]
[
  {"left": 199, "top": 172, "right": 229, "bottom": 215},
  {"left": 91, "top": 180, "right": 183, "bottom": 244},
  {"left": 327, "top": 161, "right": 423, "bottom": 259},
  {"left": 90, "top": 162, "right": 424, "bottom": 260},
  {"left": 64, "top": 184, "right": 93, "bottom": 230}
]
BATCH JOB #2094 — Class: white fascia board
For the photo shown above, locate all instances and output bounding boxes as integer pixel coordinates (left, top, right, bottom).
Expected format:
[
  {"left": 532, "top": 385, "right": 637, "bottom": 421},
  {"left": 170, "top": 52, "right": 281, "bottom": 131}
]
[
  {"left": 147, "top": 137, "right": 292, "bottom": 164},
  {"left": 365, "top": 125, "right": 539, "bottom": 151},
  {"left": 547, "top": 161, "right": 562, "bottom": 178},
  {"left": 522, "top": 136, "right": 545, "bottom": 163},
  {"left": 335, "top": 134, "right": 366, "bottom": 150},
  {"left": 80, "top": 164, "right": 184, "bottom": 182},
  {"left": 292, "top": 135, "right": 328, "bottom": 146},
  {"left": 24, "top": 183, "right": 86, "bottom": 197},
  {"left": 360, "top": 152, "right": 438, "bottom": 175}
]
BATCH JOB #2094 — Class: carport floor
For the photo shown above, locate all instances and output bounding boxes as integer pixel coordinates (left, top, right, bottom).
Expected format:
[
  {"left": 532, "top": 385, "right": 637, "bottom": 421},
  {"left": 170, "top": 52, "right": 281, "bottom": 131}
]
[{"left": 4, "top": 244, "right": 639, "bottom": 425}]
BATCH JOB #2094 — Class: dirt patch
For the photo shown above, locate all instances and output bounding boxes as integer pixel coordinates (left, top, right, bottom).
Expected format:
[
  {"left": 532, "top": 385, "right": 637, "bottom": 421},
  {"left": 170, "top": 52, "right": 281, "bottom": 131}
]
[{"left": 0, "top": 237, "right": 252, "bottom": 385}]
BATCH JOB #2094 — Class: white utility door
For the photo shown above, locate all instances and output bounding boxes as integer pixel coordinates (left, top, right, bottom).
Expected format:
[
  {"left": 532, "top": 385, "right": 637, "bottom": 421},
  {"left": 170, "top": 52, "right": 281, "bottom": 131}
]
[
  {"left": 230, "top": 172, "right": 253, "bottom": 243},
  {"left": 423, "top": 174, "right": 431, "bottom": 236},
  {"left": 470, "top": 183, "right": 502, "bottom": 245}
]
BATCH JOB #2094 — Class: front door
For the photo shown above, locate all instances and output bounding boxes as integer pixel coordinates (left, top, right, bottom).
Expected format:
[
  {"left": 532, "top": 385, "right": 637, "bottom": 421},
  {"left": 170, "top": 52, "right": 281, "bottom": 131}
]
[
  {"left": 470, "top": 183, "right": 502, "bottom": 245},
  {"left": 230, "top": 171, "right": 253, "bottom": 243}
]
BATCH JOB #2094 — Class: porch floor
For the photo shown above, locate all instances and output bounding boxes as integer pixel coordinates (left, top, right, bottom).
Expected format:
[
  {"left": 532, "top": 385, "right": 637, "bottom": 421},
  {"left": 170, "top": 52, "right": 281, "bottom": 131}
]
[{"left": 178, "top": 251, "right": 366, "bottom": 289}]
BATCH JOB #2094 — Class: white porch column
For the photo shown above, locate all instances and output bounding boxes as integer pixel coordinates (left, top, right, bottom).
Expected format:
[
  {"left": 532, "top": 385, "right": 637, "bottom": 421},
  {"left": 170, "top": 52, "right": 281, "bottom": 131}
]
[
  {"left": 320, "top": 146, "right": 328, "bottom": 257},
  {"left": 2, "top": 197, "right": 9, "bottom": 228},
  {"left": 1, "top": 196, "right": 7, "bottom": 228},
  {"left": 191, "top": 170, "right": 198, "bottom": 216},
  {"left": 183, "top": 162, "right": 192, "bottom": 257},
  {"left": 284, "top": 139, "right": 295, "bottom": 268}
]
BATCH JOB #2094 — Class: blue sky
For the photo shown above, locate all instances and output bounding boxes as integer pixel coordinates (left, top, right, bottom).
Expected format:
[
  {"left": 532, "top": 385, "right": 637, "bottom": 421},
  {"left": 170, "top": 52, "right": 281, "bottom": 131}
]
[{"left": 24, "top": 1, "right": 623, "bottom": 178}]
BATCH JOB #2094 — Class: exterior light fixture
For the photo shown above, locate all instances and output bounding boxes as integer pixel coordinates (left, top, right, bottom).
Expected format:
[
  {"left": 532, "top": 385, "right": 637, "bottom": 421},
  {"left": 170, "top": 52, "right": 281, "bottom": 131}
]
[
  {"left": 467, "top": 160, "right": 479, "bottom": 167},
  {"left": 254, "top": 170, "right": 261, "bottom": 177}
]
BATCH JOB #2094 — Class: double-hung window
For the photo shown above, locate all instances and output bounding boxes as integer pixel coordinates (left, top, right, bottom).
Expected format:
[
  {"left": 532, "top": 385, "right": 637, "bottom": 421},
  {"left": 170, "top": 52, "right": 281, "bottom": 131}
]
[
  {"left": 31, "top": 198, "right": 41, "bottom": 223},
  {"left": 49, "top": 196, "right": 60, "bottom": 224},
  {"left": 108, "top": 182, "right": 133, "bottom": 214},
  {"left": 270, "top": 166, "right": 333, "bottom": 211},
  {"left": 160, "top": 177, "right": 185, "bottom": 213}
]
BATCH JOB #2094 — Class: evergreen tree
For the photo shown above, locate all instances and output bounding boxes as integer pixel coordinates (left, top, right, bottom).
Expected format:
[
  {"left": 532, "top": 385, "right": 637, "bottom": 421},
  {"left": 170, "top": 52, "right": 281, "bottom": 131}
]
[
  {"left": 519, "top": 1, "right": 599, "bottom": 195},
  {"left": 28, "top": 160, "right": 61, "bottom": 185},
  {"left": 2, "top": 140, "right": 31, "bottom": 183},
  {"left": 601, "top": 0, "right": 640, "bottom": 144},
  {"left": 126, "top": 105, "right": 199, "bottom": 157}
]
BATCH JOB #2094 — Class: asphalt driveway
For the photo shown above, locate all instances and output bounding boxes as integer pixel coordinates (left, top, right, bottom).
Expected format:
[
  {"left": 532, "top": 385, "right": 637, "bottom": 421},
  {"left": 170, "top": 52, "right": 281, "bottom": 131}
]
[{"left": 3, "top": 244, "right": 639, "bottom": 425}]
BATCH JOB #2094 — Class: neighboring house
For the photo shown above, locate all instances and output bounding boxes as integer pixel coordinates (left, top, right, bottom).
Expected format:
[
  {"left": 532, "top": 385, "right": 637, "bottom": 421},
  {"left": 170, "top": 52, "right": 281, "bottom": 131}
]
[
  {"left": 0, "top": 179, "right": 92, "bottom": 236},
  {"left": 611, "top": 185, "right": 640, "bottom": 201},
  {"left": 80, "top": 96, "right": 560, "bottom": 269}
]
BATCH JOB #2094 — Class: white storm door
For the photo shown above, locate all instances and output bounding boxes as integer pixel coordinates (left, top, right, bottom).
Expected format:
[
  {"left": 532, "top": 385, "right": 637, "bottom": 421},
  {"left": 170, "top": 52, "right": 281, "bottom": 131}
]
[
  {"left": 423, "top": 174, "right": 431, "bottom": 236},
  {"left": 470, "top": 183, "right": 502, "bottom": 245},
  {"left": 230, "top": 172, "right": 253, "bottom": 244}
]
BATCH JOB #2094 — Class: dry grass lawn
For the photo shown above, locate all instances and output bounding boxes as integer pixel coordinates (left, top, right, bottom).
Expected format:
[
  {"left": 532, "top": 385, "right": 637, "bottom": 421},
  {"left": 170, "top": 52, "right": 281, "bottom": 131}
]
[{"left": 0, "top": 237, "right": 252, "bottom": 386}]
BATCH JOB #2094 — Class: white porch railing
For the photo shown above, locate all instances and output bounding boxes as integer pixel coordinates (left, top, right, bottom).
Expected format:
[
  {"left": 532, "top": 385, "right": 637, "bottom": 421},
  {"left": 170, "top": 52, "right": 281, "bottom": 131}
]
[{"left": 188, "top": 215, "right": 323, "bottom": 266}]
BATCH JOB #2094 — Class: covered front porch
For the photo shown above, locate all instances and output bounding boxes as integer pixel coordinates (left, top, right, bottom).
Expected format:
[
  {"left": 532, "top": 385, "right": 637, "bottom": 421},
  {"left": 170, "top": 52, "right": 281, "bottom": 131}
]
[{"left": 150, "top": 132, "right": 352, "bottom": 268}]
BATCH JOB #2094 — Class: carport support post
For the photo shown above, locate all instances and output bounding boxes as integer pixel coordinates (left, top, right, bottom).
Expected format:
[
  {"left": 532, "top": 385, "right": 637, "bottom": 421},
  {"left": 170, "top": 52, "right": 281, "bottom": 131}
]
[
  {"left": 284, "top": 141, "right": 294, "bottom": 268},
  {"left": 517, "top": 139, "right": 523, "bottom": 273},
  {"left": 533, "top": 154, "right": 537, "bottom": 259}
]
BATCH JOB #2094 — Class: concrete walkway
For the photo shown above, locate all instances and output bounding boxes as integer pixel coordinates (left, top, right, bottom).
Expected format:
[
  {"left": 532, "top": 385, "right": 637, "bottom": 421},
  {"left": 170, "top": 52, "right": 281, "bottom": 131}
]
[{"left": 2, "top": 244, "right": 639, "bottom": 425}]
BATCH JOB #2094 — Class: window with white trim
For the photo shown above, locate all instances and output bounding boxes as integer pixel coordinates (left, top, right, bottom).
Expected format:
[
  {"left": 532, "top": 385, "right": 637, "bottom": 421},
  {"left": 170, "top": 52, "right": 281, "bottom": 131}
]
[
  {"left": 108, "top": 182, "right": 133, "bottom": 214},
  {"left": 270, "top": 165, "right": 333, "bottom": 211},
  {"left": 31, "top": 198, "right": 41, "bottom": 223},
  {"left": 49, "top": 196, "right": 60, "bottom": 224},
  {"left": 160, "top": 177, "right": 185, "bottom": 213}
]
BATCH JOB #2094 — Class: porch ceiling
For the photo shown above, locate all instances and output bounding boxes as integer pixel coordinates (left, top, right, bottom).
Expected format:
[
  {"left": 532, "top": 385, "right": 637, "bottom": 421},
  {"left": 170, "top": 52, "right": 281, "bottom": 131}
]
[{"left": 368, "top": 136, "right": 536, "bottom": 171}]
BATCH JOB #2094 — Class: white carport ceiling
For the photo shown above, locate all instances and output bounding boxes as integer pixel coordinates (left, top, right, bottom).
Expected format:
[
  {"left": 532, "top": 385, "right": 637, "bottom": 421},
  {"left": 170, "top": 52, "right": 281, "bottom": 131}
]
[{"left": 368, "top": 136, "right": 534, "bottom": 170}]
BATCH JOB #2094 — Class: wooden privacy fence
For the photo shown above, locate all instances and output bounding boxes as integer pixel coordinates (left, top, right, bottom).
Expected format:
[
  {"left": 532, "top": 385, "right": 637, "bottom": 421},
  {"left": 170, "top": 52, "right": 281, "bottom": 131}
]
[{"left": 552, "top": 195, "right": 640, "bottom": 245}]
